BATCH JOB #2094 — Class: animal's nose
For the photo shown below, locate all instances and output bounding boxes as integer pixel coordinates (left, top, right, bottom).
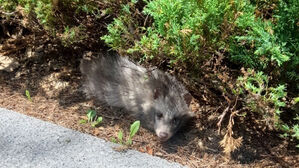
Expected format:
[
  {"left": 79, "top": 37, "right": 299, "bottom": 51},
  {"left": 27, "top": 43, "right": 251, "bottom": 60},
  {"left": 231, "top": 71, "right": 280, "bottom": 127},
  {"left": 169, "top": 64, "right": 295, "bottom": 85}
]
[{"left": 158, "top": 132, "right": 169, "bottom": 140}]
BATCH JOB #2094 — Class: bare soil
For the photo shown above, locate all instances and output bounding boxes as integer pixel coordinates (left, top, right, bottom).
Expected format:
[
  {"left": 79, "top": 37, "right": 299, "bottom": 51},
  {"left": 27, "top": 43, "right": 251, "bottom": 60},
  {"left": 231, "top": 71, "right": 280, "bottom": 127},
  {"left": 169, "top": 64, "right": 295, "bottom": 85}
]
[{"left": 0, "top": 12, "right": 298, "bottom": 168}]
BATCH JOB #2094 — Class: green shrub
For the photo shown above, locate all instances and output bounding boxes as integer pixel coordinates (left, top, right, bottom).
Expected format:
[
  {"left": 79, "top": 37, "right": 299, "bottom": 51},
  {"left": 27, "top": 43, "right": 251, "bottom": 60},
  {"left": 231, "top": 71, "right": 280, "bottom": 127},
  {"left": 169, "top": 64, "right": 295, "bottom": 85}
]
[
  {"left": 0, "top": 0, "right": 18, "bottom": 12},
  {"left": 237, "top": 69, "right": 287, "bottom": 124},
  {"left": 102, "top": 15, "right": 135, "bottom": 52},
  {"left": 274, "top": 0, "right": 299, "bottom": 91},
  {"left": 101, "top": 1, "right": 142, "bottom": 55},
  {"left": 101, "top": 0, "right": 298, "bottom": 147},
  {"left": 0, "top": 0, "right": 99, "bottom": 45},
  {"left": 103, "top": 0, "right": 237, "bottom": 65},
  {"left": 229, "top": 1, "right": 290, "bottom": 69},
  {"left": 229, "top": 0, "right": 298, "bottom": 91},
  {"left": 236, "top": 69, "right": 298, "bottom": 147},
  {"left": 101, "top": 0, "right": 297, "bottom": 80},
  {"left": 281, "top": 123, "right": 299, "bottom": 148}
]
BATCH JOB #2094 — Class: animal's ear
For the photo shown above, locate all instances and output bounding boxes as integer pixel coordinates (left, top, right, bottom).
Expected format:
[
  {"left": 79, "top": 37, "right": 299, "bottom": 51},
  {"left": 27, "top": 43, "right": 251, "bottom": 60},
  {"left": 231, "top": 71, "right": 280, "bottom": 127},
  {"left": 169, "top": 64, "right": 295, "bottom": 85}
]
[
  {"left": 153, "top": 88, "right": 160, "bottom": 99},
  {"left": 183, "top": 93, "right": 192, "bottom": 106},
  {"left": 180, "top": 112, "right": 196, "bottom": 129}
]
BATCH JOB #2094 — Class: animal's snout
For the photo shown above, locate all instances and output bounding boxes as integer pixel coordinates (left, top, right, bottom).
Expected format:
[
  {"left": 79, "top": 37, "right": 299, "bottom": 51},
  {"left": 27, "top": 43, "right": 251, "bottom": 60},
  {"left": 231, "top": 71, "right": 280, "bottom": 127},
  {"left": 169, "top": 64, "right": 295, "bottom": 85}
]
[{"left": 158, "top": 132, "right": 169, "bottom": 141}]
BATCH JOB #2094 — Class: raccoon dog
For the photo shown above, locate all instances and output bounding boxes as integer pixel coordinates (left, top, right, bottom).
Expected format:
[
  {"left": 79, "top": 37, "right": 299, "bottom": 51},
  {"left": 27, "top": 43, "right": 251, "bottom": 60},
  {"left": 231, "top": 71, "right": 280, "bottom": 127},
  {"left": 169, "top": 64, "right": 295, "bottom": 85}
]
[{"left": 80, "top": 52, "right": 194, "bottom": 141}]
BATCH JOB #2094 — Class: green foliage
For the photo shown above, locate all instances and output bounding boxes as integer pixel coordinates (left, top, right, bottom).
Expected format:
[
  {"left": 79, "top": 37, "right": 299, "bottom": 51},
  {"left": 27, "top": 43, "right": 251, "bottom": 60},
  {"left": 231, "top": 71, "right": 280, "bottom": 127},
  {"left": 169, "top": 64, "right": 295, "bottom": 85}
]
[
  {"left": 111, "top": 121, "right": 140, "bottom": 146},
  {"left": 61, "top": 25, "right": 87, "bottom": 46},
  {"left": 0, "top": 0, "right": 98, "bottom": 45},
  {"left": 111, "top": 137, "right": 117, "bottom": 143},
  {"left": 117, "top": 130, "right": 124, "bottom": 144},
  {"left": 91, "top": 117, "right": 103, "bottom": 127},
  {"left": 128, "top": 120, "right": 140, "bottom": 145},
  {"left": 87, "top": 109, "right": 96, "bottom": 122},
  {"left": 237, "top": 69, "right": 286, "bottom": 122},
  {"left": 103, "top": 0, "right": 235, "bottom": 64},
  {"left": 142, "top": 0, "right": 230, "bottom": 57},
  {"left": 25, "top": 89, "right": 32, "bottom": 102},
  {"left": 101, "top": 16, "right": 132, "bottom": 51},
  {"left": 80, "top": 109, "right": 103, "bottom": 127},
  {"left": 4, "top": 0, "right": 57, "bottom": 29},
  {"left": 19, "top": 0, "right": 97, "bottom": 27},
  {"left": 101, "top": 0, "right": 296, "bottom": 88},
  {"left": 101, "top": 1, "right": 139, "bottom": 54},
  {"left": 229, "top": 0, "right": 299, "bottom": 92},
  {"left": 283, "top": 97, "right": 299, "bottom": 147},
  {"left": 101, "top": 0, "right": 298, "bottom": 88},
  {"left": 281, "top": 123, "right": 299, "bottom": 148},
  {"left": 0, "top": 0, "right": 18, "bottom": 12},
  {"left": 274, "top": 0, "right": 299, "bottom": 91},
  {"left": 100, "top": 1, "right": 298, "bottom": 148},
  {"left": 79, "top": 119, "right": 87, "bottom": 124},
  {"left": 230, "top": 1, "right": 290, "bottom": 69},
  {"left": 34, "top": 0, "right": 54, "bottom": 27},
  {"left": 237, "top": 69, "right": 298, "bottom": 146}
]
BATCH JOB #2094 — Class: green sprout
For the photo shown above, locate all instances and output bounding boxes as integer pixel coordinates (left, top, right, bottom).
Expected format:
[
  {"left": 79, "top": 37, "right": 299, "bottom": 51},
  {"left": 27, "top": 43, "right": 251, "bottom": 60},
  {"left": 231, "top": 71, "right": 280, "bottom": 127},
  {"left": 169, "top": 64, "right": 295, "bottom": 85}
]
[
  {"left": 112, "top": 120, "right": 140, "bottom": 146},
  {"left": 25, "top": 90, "right": 32, "bottom": 101}
]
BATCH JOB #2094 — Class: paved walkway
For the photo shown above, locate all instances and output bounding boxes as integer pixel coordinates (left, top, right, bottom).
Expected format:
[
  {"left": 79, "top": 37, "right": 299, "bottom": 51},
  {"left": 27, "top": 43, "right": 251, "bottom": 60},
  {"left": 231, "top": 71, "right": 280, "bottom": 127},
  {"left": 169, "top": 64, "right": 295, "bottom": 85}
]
[{"left": 0, "top": 108, "right": 184, "bottom": 168}]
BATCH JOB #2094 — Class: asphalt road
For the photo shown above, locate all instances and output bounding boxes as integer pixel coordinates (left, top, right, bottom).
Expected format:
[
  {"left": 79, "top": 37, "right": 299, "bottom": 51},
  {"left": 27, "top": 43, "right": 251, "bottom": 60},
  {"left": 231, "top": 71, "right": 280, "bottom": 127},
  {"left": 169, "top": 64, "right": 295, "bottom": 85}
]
[{"left": 0, "top": 108, "right": 184, "bottom": 168}]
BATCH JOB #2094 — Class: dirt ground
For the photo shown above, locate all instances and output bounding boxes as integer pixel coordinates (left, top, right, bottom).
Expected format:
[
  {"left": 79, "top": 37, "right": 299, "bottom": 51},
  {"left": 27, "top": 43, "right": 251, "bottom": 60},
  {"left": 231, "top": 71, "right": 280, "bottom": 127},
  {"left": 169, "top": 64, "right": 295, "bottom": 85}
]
[{"left": 0, "top": 13, "right": 298, "bottom": 168}]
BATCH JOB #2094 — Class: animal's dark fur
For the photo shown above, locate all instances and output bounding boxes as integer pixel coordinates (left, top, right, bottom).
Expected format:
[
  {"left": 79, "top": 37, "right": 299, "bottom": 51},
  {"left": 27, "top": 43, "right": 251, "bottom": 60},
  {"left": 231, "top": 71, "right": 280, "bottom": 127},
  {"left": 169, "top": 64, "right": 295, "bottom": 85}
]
[{"left": 80, "top": 52, "right": 193, "bottom": 141}]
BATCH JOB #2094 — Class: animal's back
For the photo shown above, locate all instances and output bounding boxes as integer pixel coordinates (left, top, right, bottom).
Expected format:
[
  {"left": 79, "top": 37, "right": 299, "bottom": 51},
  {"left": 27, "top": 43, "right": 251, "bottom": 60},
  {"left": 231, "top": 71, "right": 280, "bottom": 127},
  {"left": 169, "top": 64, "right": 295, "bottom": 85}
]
[{"left": 80, "top": 53, "right": 154, "bottom": 113}]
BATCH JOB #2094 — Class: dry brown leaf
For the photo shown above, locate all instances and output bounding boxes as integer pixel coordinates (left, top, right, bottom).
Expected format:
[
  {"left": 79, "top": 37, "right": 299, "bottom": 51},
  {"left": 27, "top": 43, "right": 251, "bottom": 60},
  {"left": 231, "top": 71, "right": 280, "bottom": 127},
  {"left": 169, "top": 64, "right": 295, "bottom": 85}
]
[
  {"left": 180, "top": 29, "right": 192, "bottom": 35},
  {"left": 146, "top": 145, "right": 154, "bottom": 155},
  {"left": 93, "top": 129, "right": 101, "bottom": 136}
]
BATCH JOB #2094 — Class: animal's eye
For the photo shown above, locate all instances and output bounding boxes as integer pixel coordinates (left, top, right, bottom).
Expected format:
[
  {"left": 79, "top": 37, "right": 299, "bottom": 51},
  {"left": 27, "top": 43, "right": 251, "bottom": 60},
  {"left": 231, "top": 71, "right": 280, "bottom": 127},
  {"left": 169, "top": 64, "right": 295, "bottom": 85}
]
[
  {"left": 172, "top": 118, "right": 178, "bottom": 124},
  {"left": 156, "top": 113, "right": 163, "bottom": 119}
]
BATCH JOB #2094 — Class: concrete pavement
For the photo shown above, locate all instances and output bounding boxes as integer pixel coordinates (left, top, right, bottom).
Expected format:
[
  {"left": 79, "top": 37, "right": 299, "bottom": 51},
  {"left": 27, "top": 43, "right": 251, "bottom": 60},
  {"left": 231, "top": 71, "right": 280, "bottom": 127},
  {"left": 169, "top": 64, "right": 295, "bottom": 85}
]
[{"left": 0, "top": 108, "right": 184, "bottom": 168}]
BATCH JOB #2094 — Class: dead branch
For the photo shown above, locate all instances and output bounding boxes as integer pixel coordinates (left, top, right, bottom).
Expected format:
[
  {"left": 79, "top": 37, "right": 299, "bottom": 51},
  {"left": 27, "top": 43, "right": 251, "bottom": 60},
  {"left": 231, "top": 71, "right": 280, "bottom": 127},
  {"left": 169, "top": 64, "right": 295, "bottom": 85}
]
[{"left": 217, "top": 106, "right": 230, "bottom": 134}]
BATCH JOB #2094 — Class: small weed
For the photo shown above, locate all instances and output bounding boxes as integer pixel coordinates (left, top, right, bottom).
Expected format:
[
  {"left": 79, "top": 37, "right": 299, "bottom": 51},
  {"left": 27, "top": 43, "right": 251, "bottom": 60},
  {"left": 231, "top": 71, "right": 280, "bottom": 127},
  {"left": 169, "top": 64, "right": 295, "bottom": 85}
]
[
  {"left": 112, "top": 120, "right": 140, "bottom": 146},
  {"left": 80, "top": 109, "right": 103, "bottom": 127},
  {"left": 117, "top": 130, "right": 124, "bottom": 144},
  {"left": 128, "top": 120, "right": 140, "bottom": 145},
  {"left": 79, "top": 119, "right": 87, "bottom": 124},
  {"left": 91, "top": 117, "right": 103, "bottom": 127},
  {"left": 25, "top": 90, "right": 32, "bottom": 102},
  {"left": 87, "top": 109, "right": 96, "bottom": 122},
  {"left": 111, "top": 137, "right": 117, "bottom": 143},
  {"left": 61, "top": 25, "right": 87, "bottom": 46}
]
